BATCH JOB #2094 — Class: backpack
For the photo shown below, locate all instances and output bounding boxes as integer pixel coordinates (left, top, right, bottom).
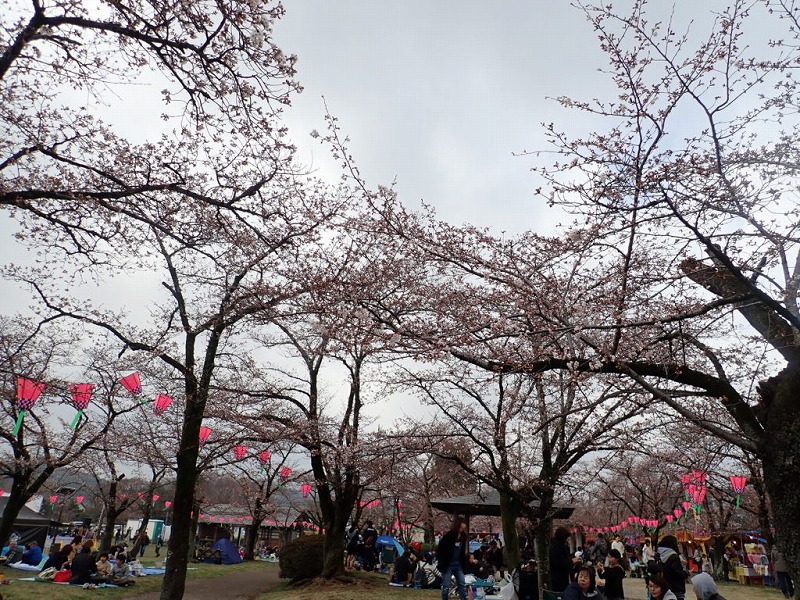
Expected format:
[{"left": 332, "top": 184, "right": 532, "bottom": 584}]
[{"left": 35, "top": 567, "right": 57, "bottom": 580}]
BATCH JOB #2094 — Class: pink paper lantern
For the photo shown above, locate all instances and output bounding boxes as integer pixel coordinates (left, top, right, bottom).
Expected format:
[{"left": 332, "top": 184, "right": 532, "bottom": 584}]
[
  {"left": 68, "top": 383, "right": 95, "bottom": 429},
  {"left": 165, "top": 501, "right": 172, "bottom": 508},
  {"left": 49, "top": 495, "right": 58, "bottom": 504},
  {"left": 76, "top": 496, "right": 84, "bottom": 504},
  {"left": 199, "top": 426, "right": 212, "bottom": 446},
  {"left": 119, "top": 372, "right": 142, "bottom": 396},
  {"left": 301, "top": 483, "right": 312, "bottom": 498},
  {"left": 153, "top": 394, "right": 173, "bottom": 416},
  {"left": 14, "top": 377, "right": 45, "bottom": 436},
  {"left": 673, "top": 508, "right": 683, "bottom": 518},
  {"left": 258, "top": 450, "right": 271, "bottom": 464},
  {"left": 233, "top": 445, "right": 247, "bottom": 460},
  {"left": 279, "top": 466, "right": 292, "bottom": 480},
  {"left": 682, "top": 500, "right": 692, "bottom": 511}
]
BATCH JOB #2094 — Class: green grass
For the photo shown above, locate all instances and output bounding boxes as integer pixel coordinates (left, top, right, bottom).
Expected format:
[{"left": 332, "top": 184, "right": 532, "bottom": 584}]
[
  {"left": 253, "top": 570, "right": 790, "bottom": 600},
  {"left": 0, "top": 557, "right": 275, "bottom": 600}
]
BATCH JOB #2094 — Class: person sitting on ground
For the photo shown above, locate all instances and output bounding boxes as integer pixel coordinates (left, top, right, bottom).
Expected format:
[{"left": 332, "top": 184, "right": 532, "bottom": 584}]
[
  {"left": 21, "top": 540, "right": 42, "bottom": 566},
  {"left": 69, "top": 541, "right": 98, "bottom": 585},
  {"left": 648, "top": 574, "right": 678, "bottom": 600},
  {"left": 0, "top": 540, "right": 23, "bottom": 564},
  {"left": 42, "top": 543, "right": 73, "bottom": 571},
  {"left": 690, "top": 572, "right": 727, "bottom": 600},
  {"left": 416, "top": 553, "right": 442, "bottom": 589},
  {"left": 110, "top": 553, "right": 135, "bottom": 586},
  {"left": 562, "top": 565, "right": 602, "bottom": 600},
  {"left": 392, "top": 549, "right": 415, "bottom": 586},
  {"left": 95, "top": 553, "right": 112, "bottom": 578}
]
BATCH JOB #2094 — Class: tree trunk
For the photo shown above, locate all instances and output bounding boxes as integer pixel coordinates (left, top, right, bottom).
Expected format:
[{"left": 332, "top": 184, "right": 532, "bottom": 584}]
[
  {"left": 534, "top": 518, "right": 552, "bottom": 594},
  {"left": 0, "top": 475, "right": 31, "bottom": 550},
  {"left": 499, "top": 491, "right": 521, "bottom": 570},
  {"left": 321, "top": 499, "right": 349, "bottom": 579},
  {"left": 759, "top": 365, "right": 800, "bottom": 593},
  {"left": 159, "top": 401, "right": 204, "bottom": 600}
]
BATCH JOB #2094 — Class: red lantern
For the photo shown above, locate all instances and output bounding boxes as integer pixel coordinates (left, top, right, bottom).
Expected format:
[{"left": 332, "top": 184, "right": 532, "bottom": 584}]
[
  {"left": 233, "top": 445, "right": 247, "bottom": 460},
  {"left": 682, "top": 500, "right": 692, "bottom": 511},
  {"left": 69, "top": 383, "right": 95, "bottom": 429},
  {"left": 119, "top": 372, "right": 142, "bottom": 396},
  {"left": 680, "top": 473, "right": 692, "bottom": 486},
  {"left": 165, "top": 501, "right": 172, "bottom": 509},
  {"left": 152, "top": 494, "right": 160, "bottom": 505},
  {"left": 693, "top": 486, "right": 707, "bottom": 505},
  {"left": 199, "top": 426, "right": 212, "bottom": 446},
  {"left": 729, "top": 475, "right": 748, "bottom": 507},
  {"left": 279, "top": 466, "right": 292, "bottom": 480},
  {"left": 258, "top": 450, "right": 270, "bottom": 473},
  {"left": 153, "top": 394, "right": 173, "bottom": 416},
  {"left": 76, "top": 496, "right": 84, "bottom": 504},
  {"left": 301, "top": 483, "right": 312, "bottom": 498},
  {"left": 665, "top": 514, "right": 674, "bottom": 523},
  {"left": 673, "top": 508, "right": 683, "bottom": 518},
  {"left": 49, "top": 495, "right": 58, "bottom": 507},
  {"left": 14, "top": 377, "right": 45, "bottom": 436},
  {"left": 692, "top": 470, "right": 707, "bottom": 483}
]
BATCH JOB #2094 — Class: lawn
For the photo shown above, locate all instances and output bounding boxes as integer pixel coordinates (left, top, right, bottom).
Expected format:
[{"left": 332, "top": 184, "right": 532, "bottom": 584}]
[
  {"left": 0, "top": 555, "right": 275, "bottom": 600},
  {"left": 253, "top": 570, "right": 790, "bottom": 600}
]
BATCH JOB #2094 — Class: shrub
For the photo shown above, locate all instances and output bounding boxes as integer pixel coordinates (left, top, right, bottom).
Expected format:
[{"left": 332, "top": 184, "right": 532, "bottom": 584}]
[{"left": 279, "top": 535, "right": 325, "bottom": 582}]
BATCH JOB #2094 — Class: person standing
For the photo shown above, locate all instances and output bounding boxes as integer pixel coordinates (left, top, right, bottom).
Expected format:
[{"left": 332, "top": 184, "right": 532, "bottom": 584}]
[
  {"left": 362, "top": 520, "right": 378, "bottom": 571},
  {"left": 155, "top": 534, "right": 164, "bottom": 557},
  {"left": 772, "top": 546, "right": 795, "bottom": 598},
  {"left": 657, "top": 535, "right": 688, "bottom": 600},
  {"left": 437, "top": 516, "right": 469, "bottom": 600},
  {"left": 591, "top": 533, "right": 609, "bottom": 566},
  {"left": 138, "top": 530, "right": 150, "bottom": 558},
  {"left": 345, "top": 524, "right": 362, "bottom": 570},
  {"left": 550, "top": 526, "right": 582, "bottom": 591},
  {"left": 597, "top": 548, "right": 626, "bottom": 600}
]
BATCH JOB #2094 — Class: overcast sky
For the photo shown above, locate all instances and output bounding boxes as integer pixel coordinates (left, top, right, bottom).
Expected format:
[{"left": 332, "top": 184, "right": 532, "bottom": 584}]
[{"left": 272, "top": 1, "right": 615, "bottom": 237}]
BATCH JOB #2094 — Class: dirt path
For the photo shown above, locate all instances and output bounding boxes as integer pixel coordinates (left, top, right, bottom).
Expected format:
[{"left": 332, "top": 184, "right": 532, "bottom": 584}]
[{"left": 128, "top": 567, "right": 282, "bottom": 600}]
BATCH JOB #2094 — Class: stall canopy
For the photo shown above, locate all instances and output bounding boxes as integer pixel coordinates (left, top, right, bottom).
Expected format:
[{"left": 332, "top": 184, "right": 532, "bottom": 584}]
[
  {"left": 431, "top": 489, "right": 574, "bottom": 520},
  {"left": 0, "top": 497, "right": 62, "bottom": 547}
]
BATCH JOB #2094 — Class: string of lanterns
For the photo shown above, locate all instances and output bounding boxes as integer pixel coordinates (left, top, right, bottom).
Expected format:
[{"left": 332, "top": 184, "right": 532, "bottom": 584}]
[{"left": 573, "top": 471, "right": 749, "bottom": 534}]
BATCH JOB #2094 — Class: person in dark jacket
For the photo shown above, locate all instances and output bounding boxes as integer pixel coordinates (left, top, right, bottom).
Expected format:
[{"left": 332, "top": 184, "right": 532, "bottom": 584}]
[
  {"left": 562, "top": 565, "right": 603, "bottom": 600},
  {"left": 657, "top": 535, "right": 688, "bottom": 600},
  {"left": 42, "top": 543, "right": 73, "bottom": 571},
  {"left": 69, "top": 542, "right": 98, "bottom": 585},
  {"left": 597, "top": 548, "right": 625, "bottom": 600},
  {"left": 550, "top": 526, "right": 581, "bottom": 592},
  {"left": 436, "top": 516, "right": 469, "bottom": 600}
]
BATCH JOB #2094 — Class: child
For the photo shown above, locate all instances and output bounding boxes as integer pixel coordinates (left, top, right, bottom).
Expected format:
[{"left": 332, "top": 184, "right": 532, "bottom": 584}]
[
  {"left": 110, "top": 554, "right": 135, "bottom": 586},
  {"left": 96, "top": 553, "right": 112, "bottom": 577}
]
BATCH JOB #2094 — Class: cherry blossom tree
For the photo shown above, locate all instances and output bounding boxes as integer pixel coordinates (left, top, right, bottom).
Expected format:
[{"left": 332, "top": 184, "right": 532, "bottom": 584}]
[
  {"left": 0, "top": 320, "right": 140, "bottom": 549},
  {"left": 525, "top": 0, "right": 800, "bottom": 583}
]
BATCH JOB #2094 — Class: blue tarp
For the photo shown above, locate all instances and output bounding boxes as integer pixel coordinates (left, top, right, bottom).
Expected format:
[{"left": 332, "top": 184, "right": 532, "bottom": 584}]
[{"left": 209, "top": 537, "right": 242, "bottom": 564}]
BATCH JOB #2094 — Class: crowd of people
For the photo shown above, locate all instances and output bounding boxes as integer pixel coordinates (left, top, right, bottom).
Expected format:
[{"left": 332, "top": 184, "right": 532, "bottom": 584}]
[
  {"left": 549, "top": 528, "right": 736, "bottom": 600},
  {"left": 345, "top": 517, "right": 505, "bottom": 599},
  {"left": 0, "top": 534, "right": 139, "bottom": 587}
]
